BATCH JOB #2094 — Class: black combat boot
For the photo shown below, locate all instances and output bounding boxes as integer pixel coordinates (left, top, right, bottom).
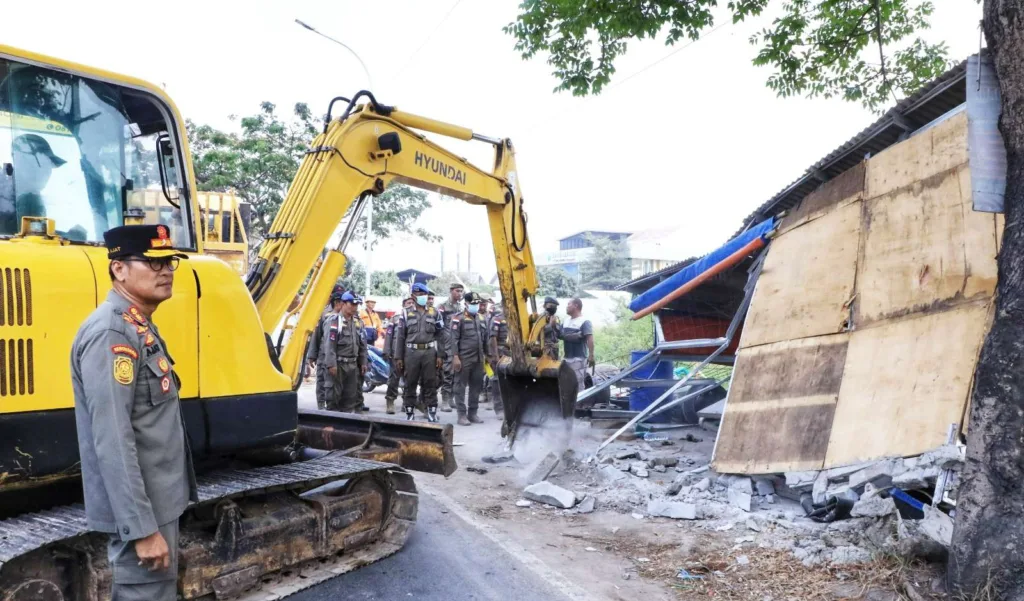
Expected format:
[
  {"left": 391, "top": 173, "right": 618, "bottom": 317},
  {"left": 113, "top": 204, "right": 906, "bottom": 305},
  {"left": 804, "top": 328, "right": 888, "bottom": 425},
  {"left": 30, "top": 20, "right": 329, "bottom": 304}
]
[{"left": 427, "top": 406, "right": 439, "bottom": 423}]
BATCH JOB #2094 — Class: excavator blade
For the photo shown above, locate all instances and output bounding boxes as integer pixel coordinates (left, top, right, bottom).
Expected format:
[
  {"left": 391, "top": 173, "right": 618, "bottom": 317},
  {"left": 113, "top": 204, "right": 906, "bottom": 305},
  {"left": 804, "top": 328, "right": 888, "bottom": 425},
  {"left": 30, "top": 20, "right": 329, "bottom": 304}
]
[
  {"left": 297, "top": 409, "right": 457, "bottom": 477},
  {"left": 499, "top": 361, "right": 578, "bottom": 460}
]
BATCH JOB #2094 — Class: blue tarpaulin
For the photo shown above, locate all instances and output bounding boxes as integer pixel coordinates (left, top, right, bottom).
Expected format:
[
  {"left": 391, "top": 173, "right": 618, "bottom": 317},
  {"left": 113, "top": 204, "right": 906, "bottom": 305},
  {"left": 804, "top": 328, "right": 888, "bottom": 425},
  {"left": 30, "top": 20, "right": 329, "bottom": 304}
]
[{"left": 629, "top": 217, "right": 776, "bottom": 313}]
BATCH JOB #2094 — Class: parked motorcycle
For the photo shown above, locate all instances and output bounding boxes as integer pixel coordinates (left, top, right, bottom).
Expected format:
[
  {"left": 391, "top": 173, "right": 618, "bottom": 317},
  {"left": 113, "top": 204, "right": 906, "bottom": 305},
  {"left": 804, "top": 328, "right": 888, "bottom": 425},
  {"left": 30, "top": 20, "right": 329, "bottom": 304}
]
[{"left": 363, "top": 346, "right": 391, "bottom": 393}]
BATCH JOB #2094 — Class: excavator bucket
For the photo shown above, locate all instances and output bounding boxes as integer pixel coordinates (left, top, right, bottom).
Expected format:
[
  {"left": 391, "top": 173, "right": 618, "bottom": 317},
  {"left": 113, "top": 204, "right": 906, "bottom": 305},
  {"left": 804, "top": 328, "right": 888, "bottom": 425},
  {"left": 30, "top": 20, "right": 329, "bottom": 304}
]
[
  {"left": 297, "top": 410, "right": 457, "bottom": 477},
  {"left": 498, "top": 361, "right": 578, "bottom": 459}
]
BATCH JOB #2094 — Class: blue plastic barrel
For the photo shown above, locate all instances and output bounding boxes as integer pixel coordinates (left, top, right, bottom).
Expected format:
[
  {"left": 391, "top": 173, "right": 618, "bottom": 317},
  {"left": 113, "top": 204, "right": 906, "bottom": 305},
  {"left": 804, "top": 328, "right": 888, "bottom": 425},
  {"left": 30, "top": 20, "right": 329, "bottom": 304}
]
[
  {"left": 629, "top": 350, "right": 674, "bottom": 380},
  {"left": 629, "top": 387, "right": 673, "bottom": 423}
]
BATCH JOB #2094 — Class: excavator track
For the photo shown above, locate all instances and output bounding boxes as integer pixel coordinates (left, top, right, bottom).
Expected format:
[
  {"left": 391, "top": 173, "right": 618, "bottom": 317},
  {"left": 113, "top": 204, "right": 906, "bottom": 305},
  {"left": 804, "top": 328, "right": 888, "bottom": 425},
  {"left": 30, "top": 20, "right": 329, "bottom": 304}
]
[{"left": 0, "top": 452, "right": 417, "bottom": 601}]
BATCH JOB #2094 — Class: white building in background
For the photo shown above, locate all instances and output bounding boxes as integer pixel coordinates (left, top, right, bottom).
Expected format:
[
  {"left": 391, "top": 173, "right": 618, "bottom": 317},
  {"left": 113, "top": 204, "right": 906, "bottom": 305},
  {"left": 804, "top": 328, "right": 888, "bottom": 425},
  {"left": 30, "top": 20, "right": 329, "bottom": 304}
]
[{"left": 539, "top": 228, "right": 693, "bottom": 283}]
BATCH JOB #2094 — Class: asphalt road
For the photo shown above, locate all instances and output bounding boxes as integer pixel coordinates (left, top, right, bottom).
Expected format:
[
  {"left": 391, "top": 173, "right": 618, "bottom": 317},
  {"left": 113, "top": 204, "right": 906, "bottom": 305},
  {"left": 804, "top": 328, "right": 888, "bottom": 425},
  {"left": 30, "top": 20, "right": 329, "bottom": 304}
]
[{"left": 288, "top": 491, "right": 572, "bottom": 601}]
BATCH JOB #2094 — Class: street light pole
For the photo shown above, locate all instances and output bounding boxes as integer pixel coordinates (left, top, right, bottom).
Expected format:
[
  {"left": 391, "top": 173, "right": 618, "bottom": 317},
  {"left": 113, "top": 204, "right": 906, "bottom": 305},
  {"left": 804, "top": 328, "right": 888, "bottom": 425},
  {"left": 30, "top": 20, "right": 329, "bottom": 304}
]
[
  {"left": 295, "top": 18, "right": 374, "bottom": 297},
  {"left": 294, "top": 19, "right": 373, "bottom": 90}
]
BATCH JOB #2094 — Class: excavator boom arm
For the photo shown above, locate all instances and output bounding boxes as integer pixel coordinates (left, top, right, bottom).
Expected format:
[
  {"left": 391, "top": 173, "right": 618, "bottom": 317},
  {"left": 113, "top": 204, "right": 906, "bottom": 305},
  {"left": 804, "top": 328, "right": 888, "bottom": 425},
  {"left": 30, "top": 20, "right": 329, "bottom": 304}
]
[{"left": 248, "top": 97, "right": 540, "bottom": 383}]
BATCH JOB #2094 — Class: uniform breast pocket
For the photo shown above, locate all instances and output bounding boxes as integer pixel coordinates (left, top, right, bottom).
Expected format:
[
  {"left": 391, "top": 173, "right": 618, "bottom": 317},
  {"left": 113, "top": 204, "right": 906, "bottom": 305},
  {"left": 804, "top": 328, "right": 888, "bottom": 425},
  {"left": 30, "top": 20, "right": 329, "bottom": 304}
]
[{"left": 144, "top": 354, "right": 177, "bottom": 405}]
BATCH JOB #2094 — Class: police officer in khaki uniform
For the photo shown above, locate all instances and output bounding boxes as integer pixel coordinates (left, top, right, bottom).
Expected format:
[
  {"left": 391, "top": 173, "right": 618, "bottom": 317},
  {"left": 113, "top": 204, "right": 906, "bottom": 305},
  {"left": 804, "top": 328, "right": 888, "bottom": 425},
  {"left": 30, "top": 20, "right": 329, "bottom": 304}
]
[
  {"left": 395, "top": 283, "right": 444, "bottom": 422},
  {"left": 451, "top": 292, "right": 488, "bottom": 425},
  {"left": 322, "top": 291, "right": 368, "bottom": 413},
  {"left": 487, "top": 300, "right": 510, "bottom": 419},
  {"left": 382, "top": 298, "right": 415, "bottom": 414},
  {"left": 436, "top": 282, "right": 464, "bottom": 411},
  {"left": 307, "top": 287, "right": 345, "bottom": 409},
  {"left": 71, "top": 224, "right": 198, "bottom": 601}
]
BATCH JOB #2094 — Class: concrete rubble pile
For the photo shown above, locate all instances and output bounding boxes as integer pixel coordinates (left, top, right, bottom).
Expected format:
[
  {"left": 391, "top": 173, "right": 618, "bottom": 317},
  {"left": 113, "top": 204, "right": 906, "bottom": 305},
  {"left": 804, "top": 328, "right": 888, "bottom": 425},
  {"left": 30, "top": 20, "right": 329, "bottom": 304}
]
[{"left": 510, "top": 431, "right": 965, "bottom": 568}]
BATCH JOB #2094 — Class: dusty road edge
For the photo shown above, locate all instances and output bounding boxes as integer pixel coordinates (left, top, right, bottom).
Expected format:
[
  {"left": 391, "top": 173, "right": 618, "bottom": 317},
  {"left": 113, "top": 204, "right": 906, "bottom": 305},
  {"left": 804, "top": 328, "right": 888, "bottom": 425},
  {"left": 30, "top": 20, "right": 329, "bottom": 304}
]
[{"left": 417, "top": 479, "right": 596, "bottom": 601}]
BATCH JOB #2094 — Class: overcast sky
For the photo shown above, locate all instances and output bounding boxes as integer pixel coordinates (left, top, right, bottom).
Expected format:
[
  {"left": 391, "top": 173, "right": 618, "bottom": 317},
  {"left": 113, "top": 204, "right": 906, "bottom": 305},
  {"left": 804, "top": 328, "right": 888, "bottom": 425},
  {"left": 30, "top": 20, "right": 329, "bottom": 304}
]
[{"left": 0, "top": 0, "right": 983, "bottom": 279}]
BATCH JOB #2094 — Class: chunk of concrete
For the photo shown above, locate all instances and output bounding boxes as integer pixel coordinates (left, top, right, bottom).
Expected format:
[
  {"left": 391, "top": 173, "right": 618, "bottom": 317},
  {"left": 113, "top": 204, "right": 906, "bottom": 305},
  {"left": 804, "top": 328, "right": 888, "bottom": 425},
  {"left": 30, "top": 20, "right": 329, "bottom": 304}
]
[
  {"left": 848, "top": 459, "right": 903, "bottom": 491},
  {"left": 526, "top": 452, "right": 561, "bottom": 485},
  {"left": 653, "top": 465, "right": 667, "bottom": 473},
  {"left": 919, "top": 505, "right": 954, "bottom": 547},
  {"left": 850, "top": 495, "right": 896, "bottom": 518},
  {"left": 523, "top": 481, "right": 577, "bottom": 509},
  {"left": 718, "top": 474, "right": 753, "bottom": 493},
  {"left": 693, "top": 477, "right": 711, "bottom": 492},
  {"left": 812, "top": 471, "right": 829, "bottom": 505},
  {"left": 728, "top": 489, "right": 753, "bottom": 512},
  {"left": 615, "top": 449, "right": 640, "bottom": 460},
  {"left": 630, "top": 463, "right": 650, "bottom": 478},
  {"left": 785, "top": 470, "right": 819, "bottom": 491},
  {"left": 649, "top": 457, "right": 679, "bottom": 468},
  {"left": 577, "top": 496, "right": 596, "bottom": 514},
  {"left": 647, "top": 499, "right": 698, "bottom": 520},
  {"left": 753, "top": 477, "right": 776, "bottom": 496},
  {"left": 917, "top": 445, "right": 964, "bottom": 471},
  {"left": 600, "top": 465, "right": 627, "bottom": 482},
  {"left": 893, "top": 467, "right": 940, "bottom": 491},
  {"left": 515, "top": 499, "right": 533, "bottom": 508}
]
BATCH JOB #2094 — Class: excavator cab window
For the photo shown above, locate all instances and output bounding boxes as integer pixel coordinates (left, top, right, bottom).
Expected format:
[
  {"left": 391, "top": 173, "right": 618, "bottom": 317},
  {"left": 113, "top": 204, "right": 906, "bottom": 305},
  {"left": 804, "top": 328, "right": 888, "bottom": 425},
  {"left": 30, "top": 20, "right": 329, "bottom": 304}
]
[{"left": 0, "top": 56, "right": 194, "bottom": 248}]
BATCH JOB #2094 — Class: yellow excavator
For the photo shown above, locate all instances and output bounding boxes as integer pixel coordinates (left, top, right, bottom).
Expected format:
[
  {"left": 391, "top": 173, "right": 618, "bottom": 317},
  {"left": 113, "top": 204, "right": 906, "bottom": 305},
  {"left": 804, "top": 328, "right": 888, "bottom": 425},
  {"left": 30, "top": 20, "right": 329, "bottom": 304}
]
[{"left": 0, "top": 44, "right": 575, "bottom": 600}]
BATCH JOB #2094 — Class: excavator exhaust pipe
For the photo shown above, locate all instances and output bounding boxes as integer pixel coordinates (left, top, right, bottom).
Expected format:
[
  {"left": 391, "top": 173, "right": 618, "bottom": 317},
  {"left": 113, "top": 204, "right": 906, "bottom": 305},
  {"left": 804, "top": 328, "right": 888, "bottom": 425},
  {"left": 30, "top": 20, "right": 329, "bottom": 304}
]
[{"left": 498, "top": 360, "right": 578, "bottom": 459}]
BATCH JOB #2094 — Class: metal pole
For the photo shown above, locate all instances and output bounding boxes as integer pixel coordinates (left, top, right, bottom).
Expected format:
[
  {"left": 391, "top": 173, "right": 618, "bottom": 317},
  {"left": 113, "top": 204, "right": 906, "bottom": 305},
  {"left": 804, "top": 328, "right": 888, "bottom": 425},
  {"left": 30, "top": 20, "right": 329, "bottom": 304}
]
[
  {"left": 364, "top": 197, "right": 373, "bottom": 295},
  {"left": 644, "top": 377, "right": 731, "bottom": 419},
  {"left": 295, "top": 19, "right": 374, "bottom": 90}
]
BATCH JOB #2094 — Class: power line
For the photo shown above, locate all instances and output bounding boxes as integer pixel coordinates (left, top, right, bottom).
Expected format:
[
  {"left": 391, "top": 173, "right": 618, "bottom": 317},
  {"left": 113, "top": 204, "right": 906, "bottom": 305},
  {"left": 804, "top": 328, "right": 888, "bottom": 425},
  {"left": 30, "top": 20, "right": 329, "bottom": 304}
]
[{"left": 388, "top": 0, "right": 464, "bottom": 84}]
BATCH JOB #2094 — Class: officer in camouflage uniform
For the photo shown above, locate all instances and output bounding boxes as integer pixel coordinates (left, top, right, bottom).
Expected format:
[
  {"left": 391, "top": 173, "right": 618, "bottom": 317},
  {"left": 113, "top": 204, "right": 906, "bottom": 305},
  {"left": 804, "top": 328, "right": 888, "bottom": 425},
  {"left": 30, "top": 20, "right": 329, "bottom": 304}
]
[
  {"left": 436, "top": 282, "right": 464, "bottom": 411},
  {"left": 71, "top": 225, "right": 198, "bottom": 601},
  {"left": 307, "top": 287, "right": 345, "bottom": 410},
  {"left": 322, "top": 292, "right": 368, "bottom": 413},
  {"left": 395, "top": 283, "right": 444, "bottom": 422},
  {"left": 487, "top": 300, "right": 510, "bottom": 419},
  {"left": 451, "top": 292, "right": 488, "bottom": 425},
  {"left": 382, "top": 297, "right": 415, "bottom": 414}
]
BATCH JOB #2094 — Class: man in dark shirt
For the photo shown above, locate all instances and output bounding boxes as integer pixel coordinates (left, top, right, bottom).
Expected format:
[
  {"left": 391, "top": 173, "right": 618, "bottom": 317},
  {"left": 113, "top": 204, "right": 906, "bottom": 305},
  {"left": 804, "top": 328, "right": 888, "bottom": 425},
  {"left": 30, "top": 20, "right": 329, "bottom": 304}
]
[
  {"left": 1, "top": 134, "right": 66, "bottom": 234},
  {"left": 560, "top": 298, "right": 594, "bottom": 392}
]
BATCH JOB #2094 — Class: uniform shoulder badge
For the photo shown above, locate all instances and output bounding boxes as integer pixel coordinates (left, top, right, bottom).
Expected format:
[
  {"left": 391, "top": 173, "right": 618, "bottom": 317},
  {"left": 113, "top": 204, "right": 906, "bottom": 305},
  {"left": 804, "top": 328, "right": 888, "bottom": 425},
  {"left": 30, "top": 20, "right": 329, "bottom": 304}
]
[
  {"left": 127, "top": 306, "right": 147, "bottom": 325},
  {"left": 157, "top": 356, "right": 170, "bottom": 374},
  {"left": 144, "top": 332, "right": 156, "bottom": 346},
  {"left": 111, "top": 344, "right": 139, "bottom": 359},
  {"left": 113, "top": 356, "right": 134, "bottom": 385}
]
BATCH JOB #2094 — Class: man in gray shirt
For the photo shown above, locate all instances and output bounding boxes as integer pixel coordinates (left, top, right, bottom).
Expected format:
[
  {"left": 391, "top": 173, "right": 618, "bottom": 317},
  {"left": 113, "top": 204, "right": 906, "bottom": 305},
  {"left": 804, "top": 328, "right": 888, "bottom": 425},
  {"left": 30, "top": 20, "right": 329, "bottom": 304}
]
[
  {"left": 71, "top": 224, "right": 197, "bottom": 601},
  {"left": 560, "top": 298, "right": 595, "bottom": 392}
]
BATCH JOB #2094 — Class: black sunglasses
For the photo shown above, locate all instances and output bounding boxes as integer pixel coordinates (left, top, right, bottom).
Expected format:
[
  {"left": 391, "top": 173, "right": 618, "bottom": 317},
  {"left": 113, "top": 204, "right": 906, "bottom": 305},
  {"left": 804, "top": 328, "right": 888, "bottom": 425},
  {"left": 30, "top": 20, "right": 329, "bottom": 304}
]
[{"left": 123, "top": 256, "right": 180, "bottom": 272}]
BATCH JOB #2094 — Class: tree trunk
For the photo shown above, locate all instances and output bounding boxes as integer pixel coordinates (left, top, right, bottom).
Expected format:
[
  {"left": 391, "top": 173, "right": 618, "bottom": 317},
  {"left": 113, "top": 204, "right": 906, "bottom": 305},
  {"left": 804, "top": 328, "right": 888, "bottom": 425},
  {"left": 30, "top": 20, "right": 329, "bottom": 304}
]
[{"left": 949, "top": 2, "right": 1024, "bottom": 598}]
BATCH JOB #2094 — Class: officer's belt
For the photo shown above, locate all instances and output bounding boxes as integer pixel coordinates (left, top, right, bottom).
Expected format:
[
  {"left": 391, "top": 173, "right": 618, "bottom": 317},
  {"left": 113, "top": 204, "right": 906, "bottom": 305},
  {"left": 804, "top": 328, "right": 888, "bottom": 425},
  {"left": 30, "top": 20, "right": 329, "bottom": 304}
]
[
  {"left": 406, "top": 342, "right": 436, "bottom": 350},
  {"left": 337, "top": 356, "right": 359, "bottom": 363}
]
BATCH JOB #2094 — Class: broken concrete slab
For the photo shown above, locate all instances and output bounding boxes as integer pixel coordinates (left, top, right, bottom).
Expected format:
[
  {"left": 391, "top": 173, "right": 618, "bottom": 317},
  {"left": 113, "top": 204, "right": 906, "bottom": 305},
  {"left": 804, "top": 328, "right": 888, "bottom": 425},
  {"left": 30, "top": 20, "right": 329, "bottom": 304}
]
[
  {"left": 577, "top": 496, "right": 596, "bottom": 514},
  {"left": 851, "top": 495, "right": 896, "bottom": 518},
  {"left": 753, "top": 477, "right": 776, "bottom": 496},
  {"left": 893, "top": 467, "right": 941, "bottom": 490},
  {"left": 718, "top": 475, "right": 753, "bottom": 493},
  {"left": 784, "top": 470, "right": 819, "bottom": 491},
  {"left": 526, "top": 452, "right": 561, "bottom": 485},
  {"left": 848, "top": 459, "right": 904, "bottom": 491},
  {"left": 917, "top": 445, "right": 964, "bottom": 471},
  {"left": 919, "top": 505, "right": 954, "bottom": 547},
  {"left": 812, "top": 471, "right": 829, "bottom": 505},
  {"left": 630, "top": 463, "right": 650, "bottom": 478},
  {"left": 653, "top": 465, "right": 667, "bottom": 473},
  {"left": 647, "top": 499, "right": 698, "bottom": 520},
  {"left": 728, "top": 489, "right": 753, "bottom": 512},
  {"left": 523, "top": 482, "right": 577, "bottom": 509},
  {"left": 600, "top": 465, "right": 627, "bottom": 482},
  {"left": 693, "top": 477, "right": 711, "bottom": 492}
]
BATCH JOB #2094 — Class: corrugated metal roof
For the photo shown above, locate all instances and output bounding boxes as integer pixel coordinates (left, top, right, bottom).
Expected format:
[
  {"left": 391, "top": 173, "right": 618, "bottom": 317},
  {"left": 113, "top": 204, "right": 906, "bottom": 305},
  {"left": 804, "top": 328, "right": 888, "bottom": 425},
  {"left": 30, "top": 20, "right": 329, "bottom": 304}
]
[{"left": 618, "top": 59, "right": 968, "bottom": 294}]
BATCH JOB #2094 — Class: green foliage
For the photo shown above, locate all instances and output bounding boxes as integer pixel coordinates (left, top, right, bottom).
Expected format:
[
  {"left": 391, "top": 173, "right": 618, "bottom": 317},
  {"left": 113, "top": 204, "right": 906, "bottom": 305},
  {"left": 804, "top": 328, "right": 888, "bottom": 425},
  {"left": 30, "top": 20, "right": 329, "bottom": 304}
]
[
  {"left": 580, "top": 234, "right": 632, "bottom": 290},
  {"left": 187, "top": 102, "right": 317, "bottom": 241},
  {"left": 593, "top": 300, "right": 654, "bottom": 367},
  {"left": 187, "top": 103, "right": 436, "bottom": 245},
  {"left": 505, "top": 0, "right": 950, "bottom": 111},
  {"left": 336, "top": 260, "right": 404, "bottom": 296},
  {"left": 537, "top": 265, "right": 580, "bottom": 298}
]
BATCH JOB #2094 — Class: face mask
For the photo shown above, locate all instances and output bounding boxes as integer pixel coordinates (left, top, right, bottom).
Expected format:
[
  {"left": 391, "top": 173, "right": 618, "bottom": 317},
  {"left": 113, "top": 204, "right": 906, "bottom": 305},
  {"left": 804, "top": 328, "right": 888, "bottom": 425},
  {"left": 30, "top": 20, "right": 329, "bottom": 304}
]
[
  {"left": 468, "top": 305, "right": 479, "bottom": 315},
  {"left": 545, "top": 306, "right": 557, "bottom": 315},
  {"left": 416, "top": 296, "right": 427, "bottom": 307}
]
